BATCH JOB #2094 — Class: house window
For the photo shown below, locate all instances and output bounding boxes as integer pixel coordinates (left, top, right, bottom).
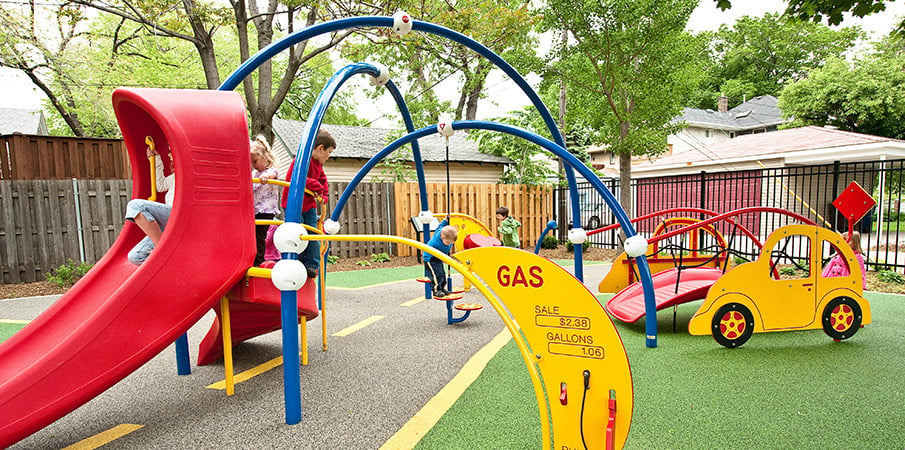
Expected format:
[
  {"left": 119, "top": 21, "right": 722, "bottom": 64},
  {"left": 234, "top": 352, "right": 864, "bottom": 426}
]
[
  {"left": 729, "top": 132, "right": 736, "bottom": 138},
  {"left": 705, "top": 130, "right": 713, "bottom": 138},
  {"left": 609, "top": 152, "right": 615, "bottom": 164}
]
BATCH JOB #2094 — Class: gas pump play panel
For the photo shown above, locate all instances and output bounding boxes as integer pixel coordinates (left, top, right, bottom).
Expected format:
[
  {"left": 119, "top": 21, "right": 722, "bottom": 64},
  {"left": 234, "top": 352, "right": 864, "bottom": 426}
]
[{"left": 458, "top": 246, "right": 633, "bottom": 449}]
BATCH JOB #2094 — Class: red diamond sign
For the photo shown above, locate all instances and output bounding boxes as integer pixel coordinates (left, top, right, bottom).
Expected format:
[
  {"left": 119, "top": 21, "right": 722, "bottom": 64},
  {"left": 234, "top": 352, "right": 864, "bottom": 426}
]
[{"left": 832, "top": 181, "right": 876, "bottom": 225}]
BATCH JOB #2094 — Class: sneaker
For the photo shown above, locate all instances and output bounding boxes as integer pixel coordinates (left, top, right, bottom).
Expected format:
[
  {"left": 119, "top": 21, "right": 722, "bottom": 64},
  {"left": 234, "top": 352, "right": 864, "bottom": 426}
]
[
  {"left": 434, "top": 288, "right": 450, "bottom": 298},
  {"left": 306, "top": 267, "right": 318, "bottom": 279}
]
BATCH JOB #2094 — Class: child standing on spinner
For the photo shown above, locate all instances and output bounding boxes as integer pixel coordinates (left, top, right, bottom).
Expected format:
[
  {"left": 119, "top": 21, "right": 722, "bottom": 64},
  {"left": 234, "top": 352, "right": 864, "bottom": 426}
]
[
  {"left": 282, "top": 129, "right": 335, "bottom": 279},
  {"left": 496, "top": 206, "right": 521, "bottom": 248},
  {"left": 251, "top": 135, "right": 280, "bottom": 266},
  {"left": 423, "top": 219, "right": 458, "bottom": 298}
]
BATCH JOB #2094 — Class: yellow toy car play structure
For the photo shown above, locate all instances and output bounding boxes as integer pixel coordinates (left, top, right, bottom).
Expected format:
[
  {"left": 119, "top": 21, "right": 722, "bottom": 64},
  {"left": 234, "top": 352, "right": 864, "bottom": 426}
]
[{"left": 688, "top": 224, "right": 871, "bottom": 348}]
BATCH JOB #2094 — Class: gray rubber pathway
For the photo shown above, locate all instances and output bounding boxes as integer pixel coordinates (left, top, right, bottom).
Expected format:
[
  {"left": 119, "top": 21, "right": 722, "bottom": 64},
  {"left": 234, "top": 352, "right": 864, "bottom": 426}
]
[{"left": 5, "top": 262, "right": 611, "bottom": 449}]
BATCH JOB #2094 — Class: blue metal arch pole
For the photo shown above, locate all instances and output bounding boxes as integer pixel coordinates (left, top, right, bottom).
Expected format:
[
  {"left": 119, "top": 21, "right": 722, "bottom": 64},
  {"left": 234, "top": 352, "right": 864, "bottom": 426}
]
[{"left": 217, "top": 15, "right": 660, "bottom": 427}]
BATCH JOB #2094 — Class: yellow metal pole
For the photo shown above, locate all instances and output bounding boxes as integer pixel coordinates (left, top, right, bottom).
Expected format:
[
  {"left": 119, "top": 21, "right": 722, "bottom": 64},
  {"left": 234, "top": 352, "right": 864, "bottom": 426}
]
[
  {"left": 299, "top": 233, "right": 552, "bottom": 448},
  {"left": 220, "top": 296, "right": 235, "bottom": 396},
  {"left": 301, "top": 316, "right": 308, "bottom": 365},
  {"left": 146, "top": 136, "right": 157, "bottom": 202}
]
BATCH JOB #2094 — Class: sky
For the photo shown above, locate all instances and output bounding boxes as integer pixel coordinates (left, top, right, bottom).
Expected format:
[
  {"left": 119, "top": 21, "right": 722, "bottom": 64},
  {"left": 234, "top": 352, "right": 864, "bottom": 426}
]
[{"left": 1, "top": 0, "right": 904, "bottom": 124}]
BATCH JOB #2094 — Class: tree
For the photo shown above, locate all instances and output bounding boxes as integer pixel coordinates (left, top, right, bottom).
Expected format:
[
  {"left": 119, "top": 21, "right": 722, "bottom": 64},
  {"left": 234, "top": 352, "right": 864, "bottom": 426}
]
[
  {"left": 0, "top": 3, "right": 95, "bottom": 136},
  {"left": 715, "top": 0, "right": 904, "bottom": 33},
  {"left": 342, "top": 0, "right": 539, "bottom": 125},
  {"left": 59, "top": 0, "right": 385, "bottom": 137},
  {"left": 471, "top": 108, "right": 557, "bottom": 185},
  {"left": 539, "top": 0, "right": 706, "bottom": 213},
  {"left": 778, "top": 36, "right": 905, "bottom": 140},
  {"left": 692, "top": 13, "right": 861, "bottom": 109}
]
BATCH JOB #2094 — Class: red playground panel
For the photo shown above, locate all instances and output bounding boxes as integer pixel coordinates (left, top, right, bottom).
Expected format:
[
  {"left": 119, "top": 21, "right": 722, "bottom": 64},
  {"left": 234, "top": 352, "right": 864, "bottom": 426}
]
[
  {"left": 197, "top": 261, "right": 319, "bottom": 366},
  {"left": 606, "top": 267, "right": 724, "bottom": 323},
  {"left": 464, "top": 234, "right": 502, "bottom": 249}
]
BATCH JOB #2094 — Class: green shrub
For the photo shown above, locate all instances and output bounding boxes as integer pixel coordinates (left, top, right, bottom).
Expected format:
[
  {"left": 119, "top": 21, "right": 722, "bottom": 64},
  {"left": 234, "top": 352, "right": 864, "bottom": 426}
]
[
  {"left": 877, "top": 270, "right": 905, "bottom": 284},
  {"left": 45, "top": 259, "right": 93, "bottom": 287},
  {"left": 732, "top": 255, "right": 749, "bottom": 266},
  {"left": 327, "top": 255, "right": 339, "bottom": 265},
  {"left": 564, "top": 241, "right": 591, "bottom": 253},
  {"left": 355, "top": 260, "right": 371, "bottom": 267},
  {"left": 779, "top": 266, "right": 797, "bottom": 276},
  {"left": 540, "top": 235, "right": 559, "bottom": 249},
  {"left": 370, "top": 252, "right": 391, "bottom": 263}
]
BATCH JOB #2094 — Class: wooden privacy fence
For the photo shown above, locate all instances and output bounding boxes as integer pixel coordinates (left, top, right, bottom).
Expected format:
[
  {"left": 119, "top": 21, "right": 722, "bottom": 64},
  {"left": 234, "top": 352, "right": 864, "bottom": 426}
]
[
  {"left": 0, "top": 134, "right": 130, "bottom": 180},
  {"left": 0, "top": 180, "right": 131, "bottom": 283},
  {"left": 0, "top": 179, "right": 549, "bottom": 284},
  {"left": 322, "top": 181, "right": 397, "bottom": 259},
  {"left": 392, "top": 183, "right": 554, "bottom": 257}
]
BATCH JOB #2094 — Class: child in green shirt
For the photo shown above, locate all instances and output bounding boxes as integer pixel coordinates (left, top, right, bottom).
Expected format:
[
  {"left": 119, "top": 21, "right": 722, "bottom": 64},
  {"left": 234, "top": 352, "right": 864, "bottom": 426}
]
[{"left": 496, "top": 206, "right": 522, "bottom": 248}]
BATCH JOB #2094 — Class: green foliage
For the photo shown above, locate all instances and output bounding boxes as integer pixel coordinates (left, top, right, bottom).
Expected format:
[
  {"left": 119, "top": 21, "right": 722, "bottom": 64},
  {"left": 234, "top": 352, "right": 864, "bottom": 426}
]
[
  {"left": 370, "top": 252, "right": 392, "bottom": 263},
  {"left": 372, "top": 148, "right": 417, "bottom": 183},
  {"left": 355, "top": 260, "right": 372, "bottom": 267},
  {"left": 692, "top": 13, "right": 862, "bottom": 109},
  {"left": 45, "top": 259, "right": 93, "bottom": 287},
  {"left": 779, "top": 266, "right": 798, "bottom": 276},
  {"left": 778, "top": 36, "right": 905, "bottom": 140},
  {"left": 564, "top": 240, "right": 590, "bottom": 253},
  {"left": 733, "top": 255, "right": 750, "bottom": 266},
  {"left": 327, "top": 255, "right": 340, "bottom": 265},
  {"left": 877, "top": 270, "right": 905, "bottom": 284},
  {"left": 541, "top": 235, "right": 559, "bottom": 249},
  {"left": 471, "top": 108, "right": 557, "bottom": 185}
]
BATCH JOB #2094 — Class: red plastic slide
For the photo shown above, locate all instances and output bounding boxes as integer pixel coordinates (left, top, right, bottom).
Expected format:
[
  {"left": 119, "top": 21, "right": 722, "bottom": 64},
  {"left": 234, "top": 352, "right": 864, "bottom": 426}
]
[
  {"left": 605, "top": 267, "right": 724, "bottom": 323},
  {"left": 0, "top": 88, "right": 256, "bottom": 448}
]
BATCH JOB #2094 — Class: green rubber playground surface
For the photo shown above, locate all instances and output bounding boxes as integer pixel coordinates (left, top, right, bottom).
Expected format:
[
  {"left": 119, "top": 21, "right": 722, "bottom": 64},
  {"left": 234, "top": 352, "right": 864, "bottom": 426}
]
[
  {"left": 420, "top": 292, "right": 905, "bottom": 449},
  {"left": 0, "top": 322, "right": 27, "bottom": 342}
]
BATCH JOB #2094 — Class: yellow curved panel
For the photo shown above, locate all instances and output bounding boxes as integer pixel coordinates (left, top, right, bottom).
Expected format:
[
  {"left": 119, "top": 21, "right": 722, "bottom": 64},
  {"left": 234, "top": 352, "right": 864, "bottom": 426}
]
[{"left": 459, "top": 246, "right": 633, "bottom": 449}]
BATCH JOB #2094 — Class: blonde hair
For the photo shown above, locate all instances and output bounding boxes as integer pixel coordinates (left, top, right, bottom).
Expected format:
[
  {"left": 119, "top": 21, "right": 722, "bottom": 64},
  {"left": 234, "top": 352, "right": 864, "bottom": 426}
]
[
  {"left": 846, "top": 231, "right": 863, "bottom": 255},
  {"left": 250, "top": 135, "right": 275, "bottom": 169},
  {"left": 441, "top": 225, "right": 458, "bottom": 242}
]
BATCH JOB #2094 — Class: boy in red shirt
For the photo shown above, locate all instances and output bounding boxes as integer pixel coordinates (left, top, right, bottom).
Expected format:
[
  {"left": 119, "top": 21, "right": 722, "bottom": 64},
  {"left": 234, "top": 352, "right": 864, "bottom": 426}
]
[{"left": 282, "top": 129, "right": 335, "bottom": 279}]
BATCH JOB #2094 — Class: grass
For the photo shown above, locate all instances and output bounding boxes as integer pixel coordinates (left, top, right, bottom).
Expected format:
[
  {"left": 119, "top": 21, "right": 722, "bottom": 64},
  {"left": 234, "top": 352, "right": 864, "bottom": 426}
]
[{"left": 419, "top": 293, "right": 905, "bottom": 449}]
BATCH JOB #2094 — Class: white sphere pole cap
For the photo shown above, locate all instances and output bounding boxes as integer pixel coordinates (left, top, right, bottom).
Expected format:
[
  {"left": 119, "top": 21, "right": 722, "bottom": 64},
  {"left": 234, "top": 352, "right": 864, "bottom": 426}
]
[
  {"left": 418, "top": 210, "right": 434, "bottom": 224},
  {"left": 271, "top": 259, "right": 307, "bottom": 291},
  {"left": 393, "top": 11, "right": 413, "bottom": 35},
  {"left": 568, "top": 228, "right": 587, "bottom": 244},
  {"left": 274, "top": 222, "right": 309, "bottom": 254},
  {"left": 624, "top": 235, "right": 649, "bottom": 258},
  {"left": 368, "top": 62, "right": 389, "bottom": 86},
  {"left": 437, "top": 117, "right": 455, "bottom": 137},
  {"left": 323, "top": 218, "right": 341, "bottom": 235}
]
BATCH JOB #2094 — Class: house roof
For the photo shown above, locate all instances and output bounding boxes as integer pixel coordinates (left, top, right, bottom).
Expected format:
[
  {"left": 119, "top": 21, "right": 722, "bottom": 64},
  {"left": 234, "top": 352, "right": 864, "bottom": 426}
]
[
  {"left": 0, "top": 108, "right": 48, "bottom": 135},
  {"left": 677, "top": 95, "right": 785, "bottom": 131},
  {"left": 634, "top": 126, "right": 905, "bottom": 177},
  {"left": 272, "top": 118, "right": 511, "bottom": 164}
]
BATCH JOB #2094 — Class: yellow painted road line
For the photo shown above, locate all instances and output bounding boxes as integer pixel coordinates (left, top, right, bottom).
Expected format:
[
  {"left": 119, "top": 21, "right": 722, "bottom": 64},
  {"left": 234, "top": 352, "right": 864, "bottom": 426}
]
[
  {"left": 380, "top": 329, "right": 512, "bottom": 450},
  {"left": 327, "top": 279, "right": 412, "bottom": 291},
  {"left": 0, "top": 319, "right": 29, "bottom": 324},
  {"left": 207, "top": 356, "right": 287, "bottom": 390},
  {"left": 401, "top": 296, "right": 427, "bottom": 307},
  {"left": 332, "top": 315, "right": 386, "bottom": 337},
  {"left": 63, "top": 424, "right": 143, "bottom": 449}
]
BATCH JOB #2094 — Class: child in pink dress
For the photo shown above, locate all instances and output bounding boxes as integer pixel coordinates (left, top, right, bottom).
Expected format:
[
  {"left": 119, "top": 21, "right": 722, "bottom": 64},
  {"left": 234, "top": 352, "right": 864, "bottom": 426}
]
[{"left": 822, "top": 231, "right": 867, "bottom": 289}]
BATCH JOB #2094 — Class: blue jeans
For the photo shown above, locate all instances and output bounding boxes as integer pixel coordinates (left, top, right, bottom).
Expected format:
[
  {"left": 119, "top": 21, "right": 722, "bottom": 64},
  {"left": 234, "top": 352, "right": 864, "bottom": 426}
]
[
  {"left": 124, "top": 199, "right": 172, "bottom": 265},
  {"left": 300, "top": 208, "right": 319, "bottom": 271},
  {"left": 424, "top": 258, "right": 447, "bottom": 292}
]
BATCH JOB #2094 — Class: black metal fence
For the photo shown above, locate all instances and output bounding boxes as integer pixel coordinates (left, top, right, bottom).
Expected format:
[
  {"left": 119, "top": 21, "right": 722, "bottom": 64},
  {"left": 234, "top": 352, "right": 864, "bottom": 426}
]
[{"left": 555, "top": 159, "right": 905, "bottom": 273}]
